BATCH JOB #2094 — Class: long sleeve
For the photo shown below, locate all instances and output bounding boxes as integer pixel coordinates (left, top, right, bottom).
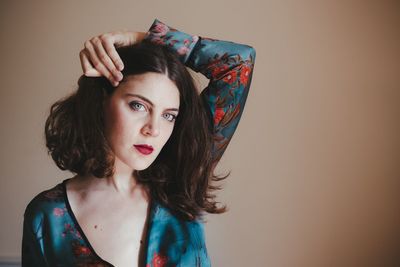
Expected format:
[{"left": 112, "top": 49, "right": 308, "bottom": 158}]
[
  {"left": 21, "top": 181, "right": 115, "bottom": 266},
  {"left": 21, "top": 208, "right": 47, "bottom": 267},
  {"left": 144, "top": 19, "right": 256, "bottom": 163},
  {"left": 145, "top": 203, "right": 211, "bottom": 267},
  {"left": 143, "top": 19, "right": 256, "bottom": 267}
]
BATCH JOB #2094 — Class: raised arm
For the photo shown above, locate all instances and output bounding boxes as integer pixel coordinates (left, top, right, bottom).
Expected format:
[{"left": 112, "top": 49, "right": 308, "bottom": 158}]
[
  {"left": 79, "top": 19, "right": 256, "bottom": 163},
  {"left": 144, "top": 19, "right": 256, "bottom": 162}
]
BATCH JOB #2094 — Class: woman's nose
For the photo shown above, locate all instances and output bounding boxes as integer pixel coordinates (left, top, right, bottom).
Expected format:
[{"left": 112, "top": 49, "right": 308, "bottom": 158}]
[{"left": 141, "top": 115, "right": 160, "bottom": 137}]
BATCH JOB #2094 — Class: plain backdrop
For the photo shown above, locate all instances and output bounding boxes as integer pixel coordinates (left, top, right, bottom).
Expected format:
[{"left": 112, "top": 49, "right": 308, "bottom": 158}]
[{"left": 0, "top": 1, "right": 399, "bottom": 266}]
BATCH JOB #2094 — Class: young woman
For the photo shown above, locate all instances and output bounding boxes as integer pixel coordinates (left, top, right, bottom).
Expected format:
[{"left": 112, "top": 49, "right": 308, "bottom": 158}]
[{"left": 22, "top": 19, "right": 256, "bottom": 267}]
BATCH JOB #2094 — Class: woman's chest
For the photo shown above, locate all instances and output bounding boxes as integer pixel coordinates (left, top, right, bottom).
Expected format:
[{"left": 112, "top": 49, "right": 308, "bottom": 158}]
[{"left": 70, "top": 193, "right": 150, "bottom": 266}]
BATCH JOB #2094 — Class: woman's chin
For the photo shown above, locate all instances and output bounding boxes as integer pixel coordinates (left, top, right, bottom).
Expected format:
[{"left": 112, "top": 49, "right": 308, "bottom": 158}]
[{"left": 130, "top": 160, "right": 154, "bottom": 171}]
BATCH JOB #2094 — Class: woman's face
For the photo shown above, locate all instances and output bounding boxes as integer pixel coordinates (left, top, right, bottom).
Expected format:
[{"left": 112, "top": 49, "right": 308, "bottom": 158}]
[{"left": 103, "top": 72, "right": 180, "bottom": 172}]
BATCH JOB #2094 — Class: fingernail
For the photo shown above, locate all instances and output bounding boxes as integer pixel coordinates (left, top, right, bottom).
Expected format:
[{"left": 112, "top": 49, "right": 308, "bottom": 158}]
[{"left": 118, "top": 63, "right": 124, "bottom": 71}]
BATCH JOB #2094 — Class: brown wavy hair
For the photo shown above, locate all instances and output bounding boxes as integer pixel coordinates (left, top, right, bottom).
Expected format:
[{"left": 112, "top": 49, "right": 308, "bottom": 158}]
[{"left": 44, "top": 40, "right": 227, "bottom": 221}]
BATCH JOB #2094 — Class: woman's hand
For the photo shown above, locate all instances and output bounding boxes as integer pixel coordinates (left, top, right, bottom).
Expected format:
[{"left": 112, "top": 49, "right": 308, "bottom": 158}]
[{"left": 79, "top": 31, "right": 146, "bottom": 86}]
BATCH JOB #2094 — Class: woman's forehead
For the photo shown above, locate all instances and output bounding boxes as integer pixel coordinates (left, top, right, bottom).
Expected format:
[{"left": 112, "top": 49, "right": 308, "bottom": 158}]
[{"left": 118, "top": 73, "right": 180, "bottom": 108}]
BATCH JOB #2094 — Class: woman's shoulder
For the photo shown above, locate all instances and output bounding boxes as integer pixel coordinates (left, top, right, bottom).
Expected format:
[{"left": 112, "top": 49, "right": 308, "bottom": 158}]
[
  {"left": 152, "top": 201, "right": 207, "bottom": 243},
  {"left": 148, "top": 202, "right": 210, "bottom": 265},
  {"left": 23, "top": 179, "right": 68, "bottom": 220}
]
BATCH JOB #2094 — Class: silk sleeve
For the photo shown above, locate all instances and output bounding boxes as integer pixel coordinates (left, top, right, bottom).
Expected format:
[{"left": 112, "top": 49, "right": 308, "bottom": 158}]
[
  {"left": 144, "top": 19, "right": 256, "bottom": 163},
  {"left": 21, "top": 207, "right": 47, "bottom": 266}
]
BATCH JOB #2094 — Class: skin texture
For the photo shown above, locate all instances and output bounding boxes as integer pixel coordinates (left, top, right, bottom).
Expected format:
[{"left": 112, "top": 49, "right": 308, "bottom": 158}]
[
  {"left": 103, "top": 72, "right": 180, "bottom": 174},
  {"left": 80, "top": 31, "right": 147, "bottom": 86},
  {"left": 66, "top": 72, "right": 181, "bottom": 267},
  {"left": 75, "top": 32, "right": 182, "bottom": 266}
]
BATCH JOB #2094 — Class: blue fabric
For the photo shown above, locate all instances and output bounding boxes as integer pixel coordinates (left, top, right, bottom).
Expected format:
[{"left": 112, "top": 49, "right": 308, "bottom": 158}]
[{"left": 22, "top": 19, "right": 256, "bottom": 267}]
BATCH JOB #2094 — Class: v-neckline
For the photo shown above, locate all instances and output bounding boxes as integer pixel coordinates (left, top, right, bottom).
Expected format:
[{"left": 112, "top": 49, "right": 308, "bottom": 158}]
[{"left": 61, "top": 177, "right": 155, "bottom": 267}]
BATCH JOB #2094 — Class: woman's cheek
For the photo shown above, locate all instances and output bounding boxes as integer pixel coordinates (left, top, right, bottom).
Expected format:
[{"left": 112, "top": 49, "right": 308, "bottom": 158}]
[{"left": 165, "top": 124, "right": 175, "bottom": 142}]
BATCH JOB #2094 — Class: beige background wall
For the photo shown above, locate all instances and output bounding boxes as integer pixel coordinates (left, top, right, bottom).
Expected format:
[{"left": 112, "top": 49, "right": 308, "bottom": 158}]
[{"left": 1, "top": 1, "right": 399, "bottom": 266}]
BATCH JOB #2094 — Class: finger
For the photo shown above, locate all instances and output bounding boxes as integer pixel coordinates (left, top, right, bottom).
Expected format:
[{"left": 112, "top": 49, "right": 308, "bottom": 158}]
[
  {"left": 84, "top": 39, "right": 117, "bottom": 85},
  {"left": 80, "top": 50, "right": 101, "bottom": 77},
  {"left": 93, "top": 37, "right": 123, "bottom": 82},
  {"left": 102, "top": 35, "right": 124, "bottom": 71}
]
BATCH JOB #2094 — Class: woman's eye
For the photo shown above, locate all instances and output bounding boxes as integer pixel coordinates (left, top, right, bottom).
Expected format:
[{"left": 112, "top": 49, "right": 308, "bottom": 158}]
[
  {"left": 129, "top": 102, "right": 146, "bottom": 111},
  {"left": 163, "top": 113, "right": 177, "bottom": 122}
]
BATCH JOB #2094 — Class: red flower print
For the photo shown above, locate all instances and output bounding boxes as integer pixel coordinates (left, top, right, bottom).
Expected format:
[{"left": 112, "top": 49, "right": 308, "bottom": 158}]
[
  {"left": 65, "top": 223, "right": 73, "bottom": 231},
  {"left": 214, "top": 107, "right": 225, "bottom": 125},
  {"left": 151, "top": 252, "right": 168, "bottom": 267},
  {"left": 53, "top": 207, "right": 65, "bottom": 217},
  {"left": 75, "top": 230, "right": 82, "bottom": 239},
  {"left": 177, "top": 46, "right": 189, "bottom": 55},
  {"left": 240, "top": 65, "right": 252, "bottom": 86},
  {"left": 211, "top": 65, "right": 228, "bottom": 79},
  {"left": 152, "top": 22, "right": 169, "bottom": 36},
  {"left": 223, "top": 70, "right": 237, "bottom": 84},
  {"left": 63, "top": 223, "right": 83, "bottom": 239},
  {"left": 183, "top": 39, "right": 190, "bottom": 46},
  {"left": 72, "top": 241, "right": 92, "bottom": 257}
]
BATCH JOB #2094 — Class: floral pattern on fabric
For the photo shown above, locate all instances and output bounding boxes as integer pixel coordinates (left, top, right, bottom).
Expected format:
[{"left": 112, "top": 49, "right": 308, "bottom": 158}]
[
  {"left": 21, "top": 18, "right": 255, "bottom": 267},
  {"left": 143, "top": 19, "right": 256, "bottom": 266},
  {"left": 22, "top": 182, "right": 111, "bottom": 266},
  {"left": 146, "top": 252, "right": 169, "bottom": 267},
  {"left": 145, "top": 19, "right": 256, "bottom": 163}
]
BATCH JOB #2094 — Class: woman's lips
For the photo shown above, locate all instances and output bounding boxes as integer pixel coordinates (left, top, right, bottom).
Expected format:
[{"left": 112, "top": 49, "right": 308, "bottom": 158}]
[{"left": 134, "top": 144, "right": 154, "bottom": 155}]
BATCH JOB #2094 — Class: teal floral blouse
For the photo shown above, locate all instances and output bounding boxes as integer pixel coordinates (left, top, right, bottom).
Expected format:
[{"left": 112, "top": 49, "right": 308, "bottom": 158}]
[{"left": 22, "top": 19, "right": 256, "bottom": 267}]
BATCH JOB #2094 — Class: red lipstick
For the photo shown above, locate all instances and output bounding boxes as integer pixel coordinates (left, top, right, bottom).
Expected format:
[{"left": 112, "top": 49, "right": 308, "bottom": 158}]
[{"left": 134, "top": 144, "right": 154, "bottom": 155}]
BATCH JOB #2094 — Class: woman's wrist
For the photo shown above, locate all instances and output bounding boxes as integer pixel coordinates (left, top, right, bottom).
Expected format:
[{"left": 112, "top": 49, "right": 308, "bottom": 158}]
[
  {"left": 133, "top": 31, "right": 147, "bottom": 44},
  {"left": 143, "top": 19, "right": 199, "bottom": 64}
]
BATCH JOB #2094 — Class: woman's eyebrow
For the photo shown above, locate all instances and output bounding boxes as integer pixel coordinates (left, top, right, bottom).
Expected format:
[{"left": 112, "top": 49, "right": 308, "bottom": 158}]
[{"left": 124, "top": 93, "right": 179, "bottom": 112}]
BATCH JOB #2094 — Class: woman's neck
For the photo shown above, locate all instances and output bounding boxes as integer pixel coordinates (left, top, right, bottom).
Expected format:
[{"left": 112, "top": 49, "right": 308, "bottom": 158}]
[{"left": 72, "top": 172, "right": 149, "bottom": 201}]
